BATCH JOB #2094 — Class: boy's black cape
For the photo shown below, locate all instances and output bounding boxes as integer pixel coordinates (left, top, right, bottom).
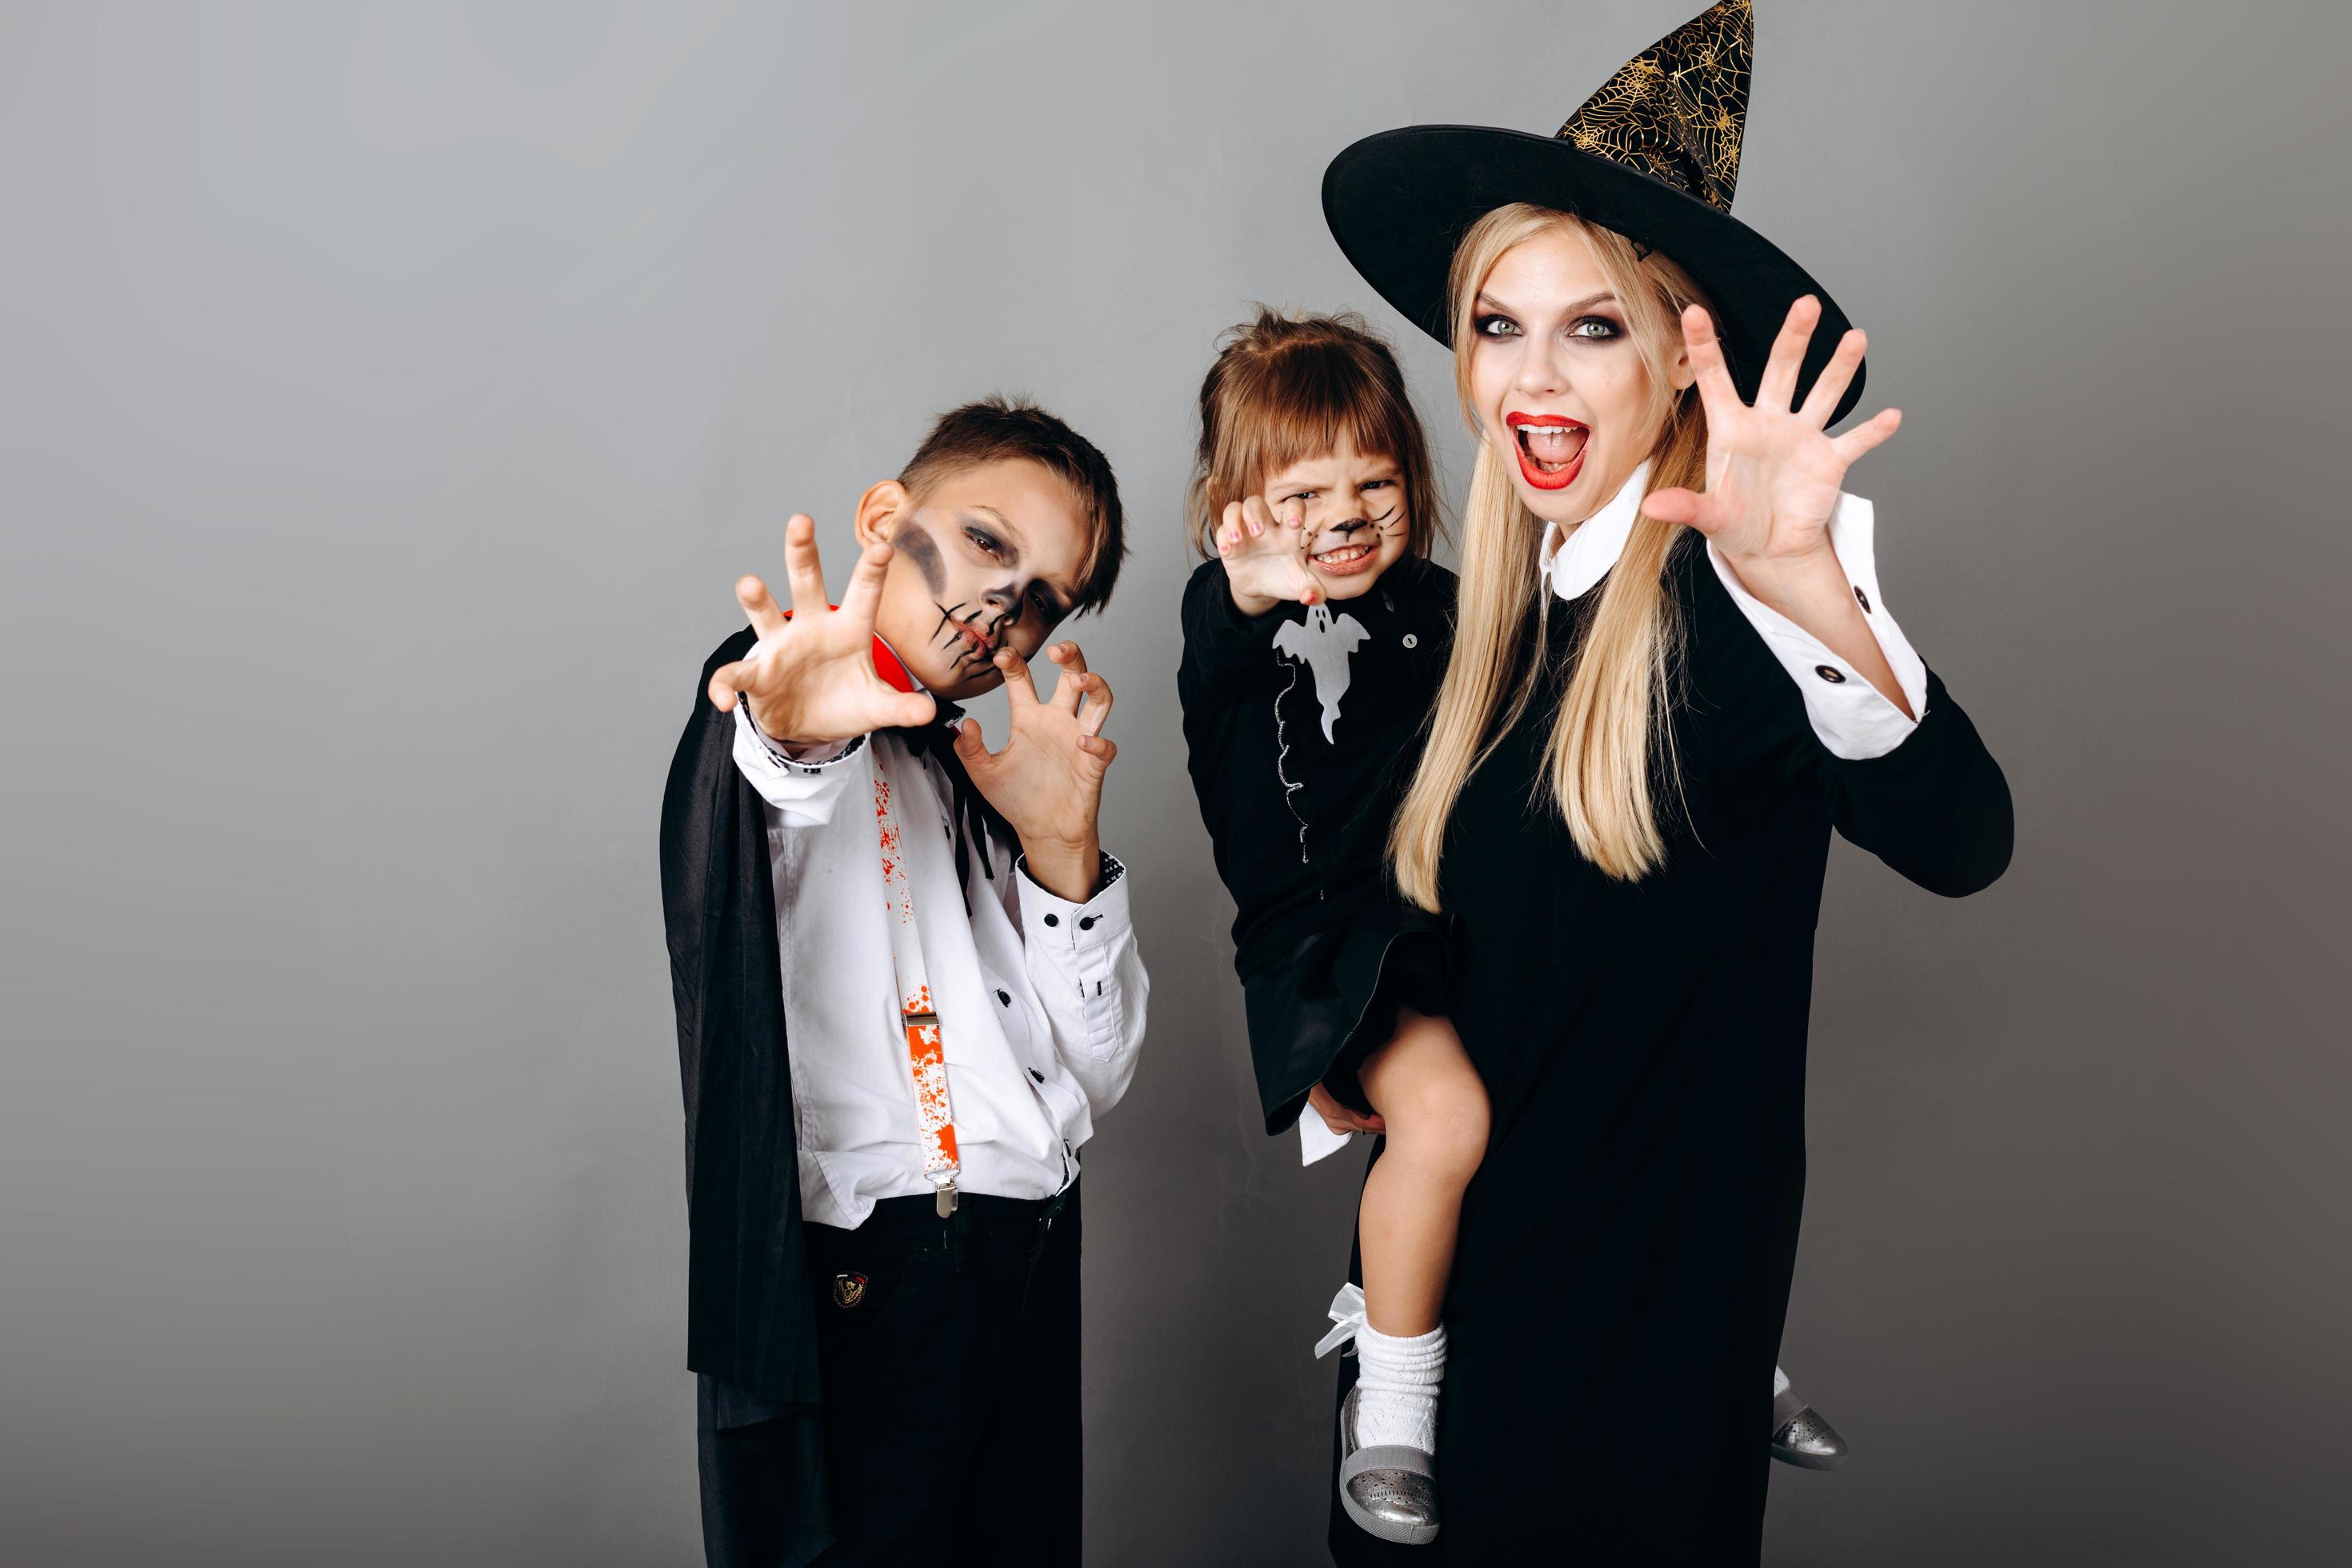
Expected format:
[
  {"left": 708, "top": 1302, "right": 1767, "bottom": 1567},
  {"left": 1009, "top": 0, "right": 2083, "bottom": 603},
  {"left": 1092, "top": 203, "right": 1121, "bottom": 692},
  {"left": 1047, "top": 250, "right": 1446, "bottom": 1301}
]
[{"left": 659, "top": 628, "right": 827, "bottom": 1530}]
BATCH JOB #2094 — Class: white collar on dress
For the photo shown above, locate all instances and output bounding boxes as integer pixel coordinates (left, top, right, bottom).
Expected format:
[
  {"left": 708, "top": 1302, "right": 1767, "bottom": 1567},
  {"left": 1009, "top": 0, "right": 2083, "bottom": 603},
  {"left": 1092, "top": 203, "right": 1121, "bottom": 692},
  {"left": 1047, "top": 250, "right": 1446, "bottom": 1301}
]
[{"left": 1536, "top": 459, "right": 1651, "bottom": 602}]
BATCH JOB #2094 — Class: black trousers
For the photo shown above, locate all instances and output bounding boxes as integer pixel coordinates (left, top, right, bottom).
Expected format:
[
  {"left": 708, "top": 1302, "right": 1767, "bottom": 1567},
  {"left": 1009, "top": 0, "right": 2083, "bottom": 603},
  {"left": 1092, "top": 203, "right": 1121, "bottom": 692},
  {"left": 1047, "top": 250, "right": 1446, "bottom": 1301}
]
[{"left": 699, "top": 1183, "right": 1082, "bottom": 1568}]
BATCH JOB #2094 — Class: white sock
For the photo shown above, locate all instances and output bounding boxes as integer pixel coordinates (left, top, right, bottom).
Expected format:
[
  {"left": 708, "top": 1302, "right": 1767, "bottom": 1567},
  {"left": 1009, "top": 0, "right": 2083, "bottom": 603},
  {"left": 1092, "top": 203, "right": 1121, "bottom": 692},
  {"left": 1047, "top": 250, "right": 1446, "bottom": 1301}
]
[{"left": 1353, "top": 1321, "right": 1446, "bottom": 1453}]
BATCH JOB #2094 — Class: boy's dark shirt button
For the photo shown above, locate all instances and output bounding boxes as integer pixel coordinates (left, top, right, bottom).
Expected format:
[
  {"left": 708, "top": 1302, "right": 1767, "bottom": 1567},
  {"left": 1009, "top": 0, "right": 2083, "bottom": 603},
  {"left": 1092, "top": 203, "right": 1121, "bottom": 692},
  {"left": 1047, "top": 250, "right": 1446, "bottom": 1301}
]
[
  {"left": 1030, "top": 1069, "right": 1045, "bottom": 1083},
  {"left": 996, "top": 990, "right": 1011, "bottom": 1006},
  {"left": 1078, "top": 916, "right": 1096, "bottom": 930},
  {"left": 1043, "top": 914, "right": 1059, "bottom": 927}
]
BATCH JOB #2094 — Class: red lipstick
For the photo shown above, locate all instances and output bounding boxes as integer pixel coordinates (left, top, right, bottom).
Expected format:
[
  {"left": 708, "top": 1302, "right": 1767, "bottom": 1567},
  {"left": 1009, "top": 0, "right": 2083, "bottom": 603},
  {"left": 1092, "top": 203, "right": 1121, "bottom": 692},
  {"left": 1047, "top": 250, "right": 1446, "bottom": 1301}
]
[{"left": 1505, "top": 411, "right": 1589, "bottom": 492}]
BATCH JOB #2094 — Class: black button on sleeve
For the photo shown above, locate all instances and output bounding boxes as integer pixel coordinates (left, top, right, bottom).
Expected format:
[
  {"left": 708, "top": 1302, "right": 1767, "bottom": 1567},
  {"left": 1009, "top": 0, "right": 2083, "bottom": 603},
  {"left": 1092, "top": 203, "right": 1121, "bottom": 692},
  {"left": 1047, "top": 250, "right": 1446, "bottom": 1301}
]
[
  {"left": 1854, "top": 585, "right": 1872, "bottom": 613},
  {"left": 1030, "top": 1068, "right": 1045, "bottom": 1083},
  {"left": 1814, "top": 665, "right": 1846, "bottom": 684},
  {"left": 995, "top": 990, "right": 1011, "bottom": 1006}
]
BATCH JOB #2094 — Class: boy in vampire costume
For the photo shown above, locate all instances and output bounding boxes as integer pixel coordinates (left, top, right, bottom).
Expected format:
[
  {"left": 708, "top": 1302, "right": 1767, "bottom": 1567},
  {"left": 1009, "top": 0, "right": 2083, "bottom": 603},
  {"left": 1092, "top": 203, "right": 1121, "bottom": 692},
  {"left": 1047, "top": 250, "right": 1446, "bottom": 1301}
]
[{"left": 660, "top": 398, "right": 1146, "bottom": 1566}]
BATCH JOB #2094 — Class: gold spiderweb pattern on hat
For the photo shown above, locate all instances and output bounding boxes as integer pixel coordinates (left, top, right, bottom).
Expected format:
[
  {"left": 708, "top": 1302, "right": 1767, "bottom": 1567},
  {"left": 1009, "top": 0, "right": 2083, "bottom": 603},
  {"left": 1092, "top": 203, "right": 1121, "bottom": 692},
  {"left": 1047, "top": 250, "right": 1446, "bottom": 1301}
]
[{"left": 1555, "top": 0, "right": 1750, "bottom": 214}]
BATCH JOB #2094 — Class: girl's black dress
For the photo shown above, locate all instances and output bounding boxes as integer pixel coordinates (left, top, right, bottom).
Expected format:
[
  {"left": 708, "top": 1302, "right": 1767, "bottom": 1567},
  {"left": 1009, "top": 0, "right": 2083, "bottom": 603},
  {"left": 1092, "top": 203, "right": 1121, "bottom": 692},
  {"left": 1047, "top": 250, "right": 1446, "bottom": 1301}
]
[
  {"left": 1177, "top": 556, "right": 1458, "bottom": 1131},
  {"left": 1328, "top": 536, "right": 2011, "bottom": 1564}
]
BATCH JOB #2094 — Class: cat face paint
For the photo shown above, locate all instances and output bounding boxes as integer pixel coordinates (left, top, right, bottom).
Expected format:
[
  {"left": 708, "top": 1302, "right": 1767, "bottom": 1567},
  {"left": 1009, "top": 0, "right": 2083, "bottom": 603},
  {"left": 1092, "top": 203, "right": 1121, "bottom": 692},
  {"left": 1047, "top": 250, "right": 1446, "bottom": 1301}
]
[
  {"left": 861, "top": 458, "right": 1092, "bottom": 700},
  {"left": 1261, "top": 437, "right": 1412, "bottom": 602}
]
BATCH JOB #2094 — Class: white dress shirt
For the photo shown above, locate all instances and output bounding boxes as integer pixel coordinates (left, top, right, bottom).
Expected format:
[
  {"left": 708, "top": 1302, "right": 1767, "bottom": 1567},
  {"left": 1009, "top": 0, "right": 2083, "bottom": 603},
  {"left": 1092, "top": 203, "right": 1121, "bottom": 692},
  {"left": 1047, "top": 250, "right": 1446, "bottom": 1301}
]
[
  {"left": 1302, "top": 464, "right": 1931, "bottom": 1166},
  {"left": 730, "top": 710, "right": 1148, "bottom": 1229}
]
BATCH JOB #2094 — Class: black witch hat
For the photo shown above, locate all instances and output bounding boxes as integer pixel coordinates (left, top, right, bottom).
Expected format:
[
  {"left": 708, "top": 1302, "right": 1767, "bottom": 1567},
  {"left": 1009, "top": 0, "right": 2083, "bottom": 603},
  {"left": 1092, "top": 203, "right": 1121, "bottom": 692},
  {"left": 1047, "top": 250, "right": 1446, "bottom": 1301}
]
[{"left": 1322, "top": 0, "right": 1865, "bottom": 422}]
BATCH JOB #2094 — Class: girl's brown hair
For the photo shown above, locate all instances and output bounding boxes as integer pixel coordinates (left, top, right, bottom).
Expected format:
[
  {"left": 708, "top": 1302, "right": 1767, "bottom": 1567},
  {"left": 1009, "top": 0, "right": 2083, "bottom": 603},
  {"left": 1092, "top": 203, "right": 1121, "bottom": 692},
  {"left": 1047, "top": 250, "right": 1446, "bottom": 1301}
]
[{"left": 1187, "top": 309, "right": 1444, "bottom": 560}]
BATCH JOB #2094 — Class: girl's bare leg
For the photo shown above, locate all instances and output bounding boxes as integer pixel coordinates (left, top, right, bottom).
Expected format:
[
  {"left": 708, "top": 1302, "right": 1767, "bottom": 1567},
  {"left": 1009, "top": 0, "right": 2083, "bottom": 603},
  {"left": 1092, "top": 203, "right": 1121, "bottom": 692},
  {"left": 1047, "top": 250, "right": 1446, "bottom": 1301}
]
[{"left": 1353, "top": 1007, "right": 1487, "bottom": 1336}]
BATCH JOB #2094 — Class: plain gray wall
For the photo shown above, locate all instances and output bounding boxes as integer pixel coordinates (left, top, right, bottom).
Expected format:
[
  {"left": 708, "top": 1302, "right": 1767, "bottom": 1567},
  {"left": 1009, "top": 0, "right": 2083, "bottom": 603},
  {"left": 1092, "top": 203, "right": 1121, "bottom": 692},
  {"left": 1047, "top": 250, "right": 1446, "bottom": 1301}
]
[{"left": 5, "top": 2, "right": 2347, "bottom": 1563}]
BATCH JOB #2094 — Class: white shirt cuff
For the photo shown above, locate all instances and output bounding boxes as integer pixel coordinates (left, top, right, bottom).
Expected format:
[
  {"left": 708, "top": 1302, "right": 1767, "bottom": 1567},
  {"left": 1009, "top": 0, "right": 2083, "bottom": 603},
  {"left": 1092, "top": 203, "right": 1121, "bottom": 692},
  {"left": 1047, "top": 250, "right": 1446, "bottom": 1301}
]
[
  {"left": 1014, "top": 852, "right": 1134, "bottom": 1061},
  {"left": 1013, "top": 850, "right": 1130, "bottom": 935},
  {"left": 1706, "top": 493, "right": 1930, "bottom": 762},
  {"left": 729, "top": 706, "right": 867, "bottom": 818}
]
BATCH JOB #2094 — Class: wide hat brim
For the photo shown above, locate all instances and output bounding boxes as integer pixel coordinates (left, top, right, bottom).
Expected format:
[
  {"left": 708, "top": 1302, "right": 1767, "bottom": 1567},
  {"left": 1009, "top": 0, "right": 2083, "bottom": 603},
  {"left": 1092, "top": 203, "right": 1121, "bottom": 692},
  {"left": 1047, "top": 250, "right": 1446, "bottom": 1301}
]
[{"left": 1323, "top": 125, "right": 1866, "bottom": 426}]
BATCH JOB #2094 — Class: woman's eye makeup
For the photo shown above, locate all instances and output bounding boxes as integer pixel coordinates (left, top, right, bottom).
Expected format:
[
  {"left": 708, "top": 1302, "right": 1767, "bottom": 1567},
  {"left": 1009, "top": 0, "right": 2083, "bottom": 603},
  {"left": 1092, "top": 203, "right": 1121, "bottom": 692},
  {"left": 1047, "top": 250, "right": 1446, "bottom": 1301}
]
[
  {"left": 1568, "top": 314, "right": 1624, "bottom": 340},
  {"left": 1474, "top": 314, "right": 1520, "bottom": 338}
]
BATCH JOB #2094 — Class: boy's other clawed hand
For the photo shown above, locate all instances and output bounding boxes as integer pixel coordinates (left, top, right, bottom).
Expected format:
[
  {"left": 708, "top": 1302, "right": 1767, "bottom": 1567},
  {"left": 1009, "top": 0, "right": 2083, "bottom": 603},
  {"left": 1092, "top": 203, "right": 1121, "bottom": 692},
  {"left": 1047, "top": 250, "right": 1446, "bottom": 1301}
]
[
  {"left": 1217, "top": 496, "right": 1322, "bottom": 618},
  {"left": 953, "top": 642, "right": 1115, "bottom": 901},
  {"left": 706, "top": 514, "right": 937, "bottom": 745}
]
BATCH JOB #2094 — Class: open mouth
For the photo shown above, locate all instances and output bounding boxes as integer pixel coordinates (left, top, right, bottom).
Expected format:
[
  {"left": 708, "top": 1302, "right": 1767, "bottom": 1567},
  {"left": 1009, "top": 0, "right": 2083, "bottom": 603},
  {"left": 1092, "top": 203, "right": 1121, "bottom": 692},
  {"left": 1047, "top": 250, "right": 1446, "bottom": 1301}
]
[
  {"left": 1506, "top": 411, "right": 1589, "bottom": 492},
  {"left": 1311, "top": 540, "right": 1378, "bottom": 577}
]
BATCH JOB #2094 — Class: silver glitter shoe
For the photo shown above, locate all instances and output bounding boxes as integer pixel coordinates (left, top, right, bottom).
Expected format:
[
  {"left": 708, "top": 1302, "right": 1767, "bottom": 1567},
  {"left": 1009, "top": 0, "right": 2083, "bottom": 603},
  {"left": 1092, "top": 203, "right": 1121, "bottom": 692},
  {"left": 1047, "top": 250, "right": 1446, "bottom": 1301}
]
[
  {"left": 1338, "top": 1382, "right": 1440, "bottom": 1545},
  {"left": 1770, "top": 1385, "right": 1850, "bottom": 1470}
]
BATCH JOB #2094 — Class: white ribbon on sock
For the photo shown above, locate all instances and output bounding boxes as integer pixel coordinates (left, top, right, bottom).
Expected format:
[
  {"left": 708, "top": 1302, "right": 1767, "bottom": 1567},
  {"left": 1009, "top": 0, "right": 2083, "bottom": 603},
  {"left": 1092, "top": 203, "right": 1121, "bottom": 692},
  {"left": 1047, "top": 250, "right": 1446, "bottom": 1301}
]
[{"left": 1314, "top": 1282, "right": 1366, "bottom": 1359}]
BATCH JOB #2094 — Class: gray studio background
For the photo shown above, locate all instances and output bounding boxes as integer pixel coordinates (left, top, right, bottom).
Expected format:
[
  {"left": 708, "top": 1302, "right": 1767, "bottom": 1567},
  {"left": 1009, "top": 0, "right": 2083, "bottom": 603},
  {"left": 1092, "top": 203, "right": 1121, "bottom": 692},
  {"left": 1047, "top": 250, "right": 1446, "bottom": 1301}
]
[{"left": 5, "top": 2, "right": 2347, "bottom": 1564}]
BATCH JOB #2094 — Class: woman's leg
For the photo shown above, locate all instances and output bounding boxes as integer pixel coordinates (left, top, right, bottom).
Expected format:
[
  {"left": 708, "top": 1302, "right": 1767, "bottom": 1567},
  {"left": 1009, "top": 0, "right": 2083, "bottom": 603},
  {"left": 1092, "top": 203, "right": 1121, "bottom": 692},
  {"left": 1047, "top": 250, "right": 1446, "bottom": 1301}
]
[{"left": 1354, "top": 1007, "right": 1488, "bottom": 1335}]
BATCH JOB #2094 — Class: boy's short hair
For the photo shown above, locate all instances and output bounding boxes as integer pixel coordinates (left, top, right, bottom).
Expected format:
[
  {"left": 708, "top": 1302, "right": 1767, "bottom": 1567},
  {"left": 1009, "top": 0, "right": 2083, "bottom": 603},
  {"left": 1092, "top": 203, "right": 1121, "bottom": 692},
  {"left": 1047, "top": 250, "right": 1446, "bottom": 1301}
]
[
  {"left": 1189, "top": 309, "right": 1446, "bottom": 562},
  {"left": 898, "top": 397, "right": 1128, "bottom": 616}
]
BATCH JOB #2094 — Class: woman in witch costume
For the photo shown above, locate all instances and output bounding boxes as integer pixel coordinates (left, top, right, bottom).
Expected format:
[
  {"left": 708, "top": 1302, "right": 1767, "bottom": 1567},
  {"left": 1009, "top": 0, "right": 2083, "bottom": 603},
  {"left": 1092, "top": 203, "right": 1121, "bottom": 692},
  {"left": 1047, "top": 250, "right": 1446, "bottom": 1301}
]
[{"left": 1317, "top": 2, "right": 2012, "bottom": 1560}]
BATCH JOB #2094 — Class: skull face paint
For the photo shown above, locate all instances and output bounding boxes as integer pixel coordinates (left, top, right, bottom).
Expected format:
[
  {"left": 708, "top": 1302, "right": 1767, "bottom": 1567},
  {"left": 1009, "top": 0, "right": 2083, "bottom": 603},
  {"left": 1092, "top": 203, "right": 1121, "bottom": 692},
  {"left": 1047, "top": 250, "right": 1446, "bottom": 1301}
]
[{"left": 857, "top": 458, "right": 1094, "bottom": 700}]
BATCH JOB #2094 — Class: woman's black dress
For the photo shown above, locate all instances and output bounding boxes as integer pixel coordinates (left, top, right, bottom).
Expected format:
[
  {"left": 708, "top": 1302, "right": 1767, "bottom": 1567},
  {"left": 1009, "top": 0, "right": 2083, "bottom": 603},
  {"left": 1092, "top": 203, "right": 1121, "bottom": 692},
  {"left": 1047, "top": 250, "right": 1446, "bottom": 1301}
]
[
  {"left": 1330, "top": 536, "right": 2011, "bottom": 1564},
  {"left": 1177, "top": 557, "right": 1458, "bottom": 1131}
]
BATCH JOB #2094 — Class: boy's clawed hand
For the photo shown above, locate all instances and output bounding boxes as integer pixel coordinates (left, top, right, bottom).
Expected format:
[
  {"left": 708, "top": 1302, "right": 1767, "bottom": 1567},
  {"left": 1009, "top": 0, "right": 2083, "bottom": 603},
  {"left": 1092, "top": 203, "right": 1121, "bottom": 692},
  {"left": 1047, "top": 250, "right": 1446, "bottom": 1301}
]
[
  {"left": 706, "top": 514, "right": 938, "bottom": 744},
  {"left": 953, "top": 642, "right": 1115, "bottom": 902},
  {"left": 1216, "top": 496, "right": 1322, "bottom": 617}
]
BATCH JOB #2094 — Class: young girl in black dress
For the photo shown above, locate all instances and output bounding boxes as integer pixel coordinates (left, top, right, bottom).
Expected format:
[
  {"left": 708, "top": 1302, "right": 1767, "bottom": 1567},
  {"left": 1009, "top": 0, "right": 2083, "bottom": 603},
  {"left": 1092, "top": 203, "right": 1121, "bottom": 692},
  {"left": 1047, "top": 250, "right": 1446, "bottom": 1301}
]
[{"left": 1177, "top": 310, "right": 1478, "bottom": 1546}]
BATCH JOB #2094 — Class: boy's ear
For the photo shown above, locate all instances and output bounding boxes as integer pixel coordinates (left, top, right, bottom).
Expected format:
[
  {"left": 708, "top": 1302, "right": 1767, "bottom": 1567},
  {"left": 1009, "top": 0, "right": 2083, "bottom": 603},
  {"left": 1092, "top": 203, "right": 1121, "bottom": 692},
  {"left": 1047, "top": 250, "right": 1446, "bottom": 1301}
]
[{"left": 853, "top": 480, "right": 909, "bottom": 547}]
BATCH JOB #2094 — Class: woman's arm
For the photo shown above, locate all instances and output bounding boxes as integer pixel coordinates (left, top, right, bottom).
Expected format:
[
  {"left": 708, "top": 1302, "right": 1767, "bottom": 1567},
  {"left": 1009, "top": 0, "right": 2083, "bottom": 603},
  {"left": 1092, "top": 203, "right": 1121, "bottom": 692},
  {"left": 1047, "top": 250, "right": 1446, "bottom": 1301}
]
[{"left": 1806, "top": 666, "right": 2013, "bottom": 897}]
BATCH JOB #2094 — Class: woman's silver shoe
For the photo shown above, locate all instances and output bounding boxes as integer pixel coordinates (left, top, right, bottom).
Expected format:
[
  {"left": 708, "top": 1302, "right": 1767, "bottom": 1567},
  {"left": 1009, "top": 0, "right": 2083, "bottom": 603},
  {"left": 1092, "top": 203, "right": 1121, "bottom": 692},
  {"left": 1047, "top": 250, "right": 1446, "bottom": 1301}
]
[
  {"left": 1769, "top": 1385, "right": 1850, "bottom": 1470},
  {"left": 1338, "top": 1382, "right": 1440, "bottom": 1545}
]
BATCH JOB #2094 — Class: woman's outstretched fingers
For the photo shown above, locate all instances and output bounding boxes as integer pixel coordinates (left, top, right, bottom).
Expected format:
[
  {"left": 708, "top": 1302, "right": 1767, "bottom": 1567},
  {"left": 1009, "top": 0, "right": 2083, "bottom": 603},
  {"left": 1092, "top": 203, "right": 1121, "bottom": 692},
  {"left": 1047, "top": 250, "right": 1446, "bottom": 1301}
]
[
  {"left": 1832, "top": 406, "right": 1903, "bottom": 464},
  {"left": 1681, "top": 304, "right": 1742, "bottom": 411},
  {"left": 736, "top": 574, "right": 786, "bottom": 639},
  {"left": 1757, "top": 294, "right": 1821, "bottom": 411},
  {"left": 1076, "top": 733, "right": 1117, "bottom": 766},
  {"left": 781, "top": 514, "right": 829, "bottom": 615},
  {"left": 1799, "top": 328, "right": 1868, "bottom": 427}
]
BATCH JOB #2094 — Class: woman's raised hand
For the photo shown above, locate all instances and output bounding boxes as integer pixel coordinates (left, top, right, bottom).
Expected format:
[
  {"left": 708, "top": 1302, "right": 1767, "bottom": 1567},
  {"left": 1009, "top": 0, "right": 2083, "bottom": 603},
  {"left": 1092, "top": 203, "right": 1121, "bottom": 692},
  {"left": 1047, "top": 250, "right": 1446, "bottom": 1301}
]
[
  {"left": 705, "top": 513, "right": 936, "bottom": 745},
  {"left": 1642, "top": 297, "right": 1902, "bottom": 574},
  {"left": 1215, "top": 495, "right": 1322, "bottom": 617}
]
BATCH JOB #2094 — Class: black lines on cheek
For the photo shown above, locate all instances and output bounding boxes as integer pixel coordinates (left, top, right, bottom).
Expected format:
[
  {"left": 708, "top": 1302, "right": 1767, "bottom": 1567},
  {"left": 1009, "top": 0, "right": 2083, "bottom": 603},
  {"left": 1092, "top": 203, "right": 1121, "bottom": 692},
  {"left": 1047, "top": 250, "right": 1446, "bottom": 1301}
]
[
  {"left": 893, "top": 522, "right": 948, "bottom": 597},
  {"left": 1367, "top": 504, "right": 1406, "bottom": 538}
]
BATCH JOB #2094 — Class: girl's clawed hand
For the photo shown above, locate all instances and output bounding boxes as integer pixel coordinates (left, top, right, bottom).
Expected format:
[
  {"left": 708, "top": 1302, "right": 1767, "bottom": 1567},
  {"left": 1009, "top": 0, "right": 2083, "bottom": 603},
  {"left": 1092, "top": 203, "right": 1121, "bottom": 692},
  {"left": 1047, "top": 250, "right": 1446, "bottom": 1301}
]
[{"left": 1216, "top": 495, "right": 1322, "bottom": 617}]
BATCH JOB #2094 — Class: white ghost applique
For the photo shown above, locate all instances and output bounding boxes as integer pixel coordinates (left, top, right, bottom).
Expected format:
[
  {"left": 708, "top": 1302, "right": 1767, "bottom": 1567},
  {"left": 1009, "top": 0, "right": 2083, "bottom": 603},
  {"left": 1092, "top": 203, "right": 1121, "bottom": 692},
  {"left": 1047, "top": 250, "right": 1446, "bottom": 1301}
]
[{"left": 1272, "top": 603, "right": 1370, "bottom": 742}]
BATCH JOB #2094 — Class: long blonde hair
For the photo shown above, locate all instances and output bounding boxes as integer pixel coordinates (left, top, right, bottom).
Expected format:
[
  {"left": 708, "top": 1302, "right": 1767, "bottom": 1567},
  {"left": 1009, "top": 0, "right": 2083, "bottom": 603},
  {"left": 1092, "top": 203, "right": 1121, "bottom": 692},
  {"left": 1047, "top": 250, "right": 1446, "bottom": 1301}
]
[{"left": 1390, "top": 205, "right": 1712, "bottom": 901}]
